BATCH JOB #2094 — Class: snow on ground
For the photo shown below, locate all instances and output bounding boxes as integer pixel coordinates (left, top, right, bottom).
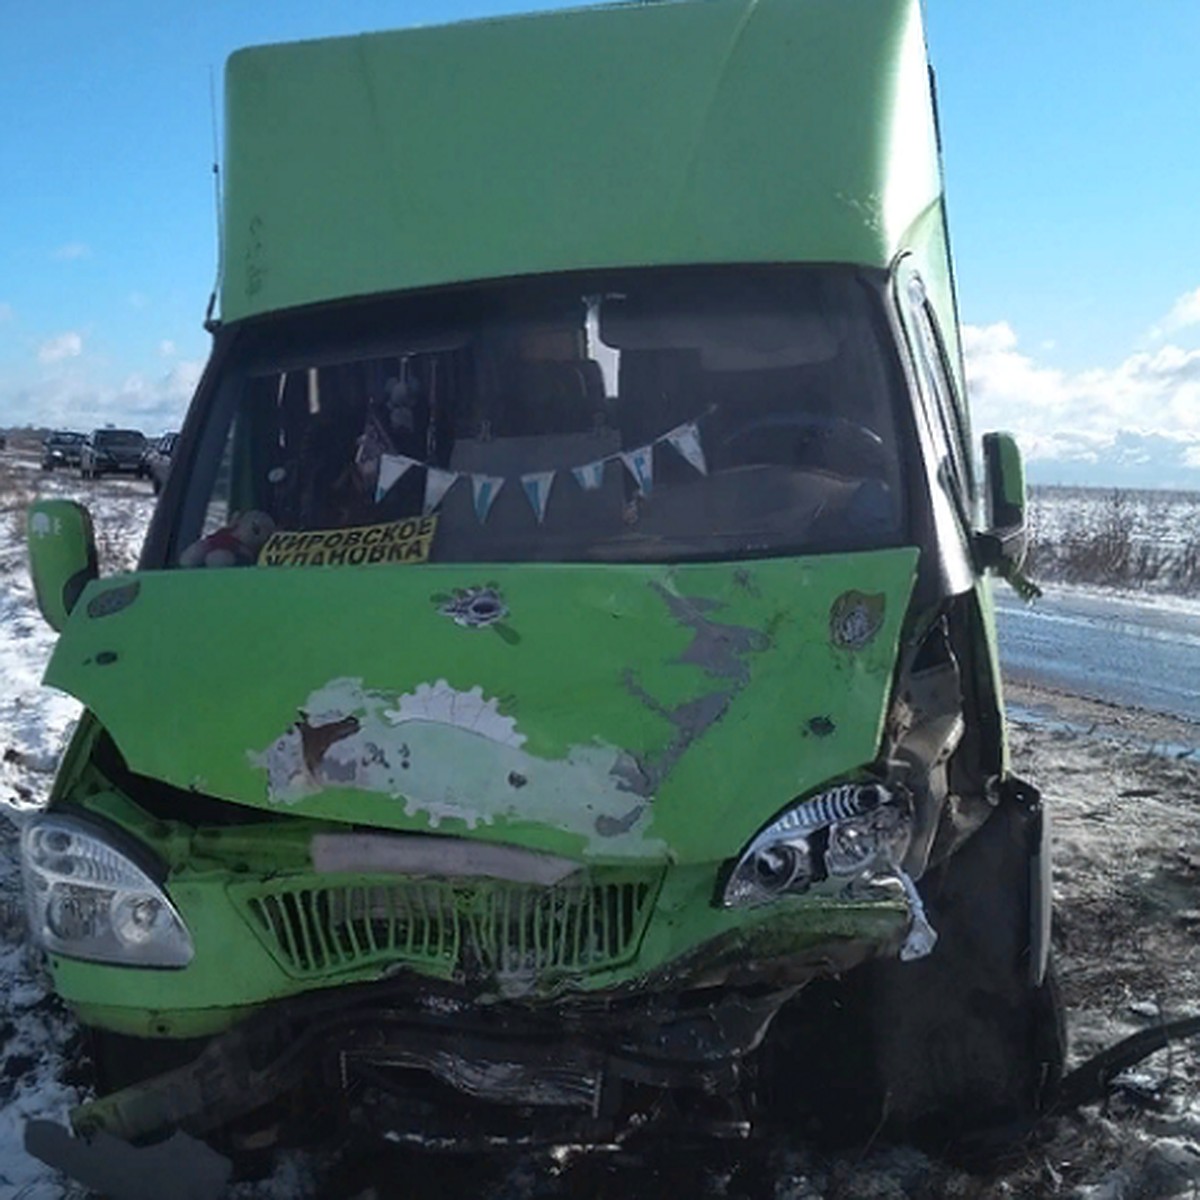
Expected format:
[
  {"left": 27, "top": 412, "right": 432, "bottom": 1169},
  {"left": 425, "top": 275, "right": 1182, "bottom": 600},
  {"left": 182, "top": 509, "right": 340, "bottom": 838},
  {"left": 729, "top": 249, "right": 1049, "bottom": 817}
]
[{"left": 1, "top": 451, "right": 1199, "bottom": 1197}]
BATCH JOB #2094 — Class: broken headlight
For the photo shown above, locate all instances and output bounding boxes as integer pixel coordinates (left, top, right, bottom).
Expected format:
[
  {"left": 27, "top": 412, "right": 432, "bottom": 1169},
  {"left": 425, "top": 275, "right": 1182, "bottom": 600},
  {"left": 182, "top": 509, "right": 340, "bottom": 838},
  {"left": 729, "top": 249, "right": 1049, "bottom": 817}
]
[
  {"left": 21, "top": 814, "right": 194, "bottom": 967},
  {"left": 721, "top": 782, "right": 937, "bottom": 960},
  {"left": 721, "top": 782, "right": 903, "bottom": 908}
]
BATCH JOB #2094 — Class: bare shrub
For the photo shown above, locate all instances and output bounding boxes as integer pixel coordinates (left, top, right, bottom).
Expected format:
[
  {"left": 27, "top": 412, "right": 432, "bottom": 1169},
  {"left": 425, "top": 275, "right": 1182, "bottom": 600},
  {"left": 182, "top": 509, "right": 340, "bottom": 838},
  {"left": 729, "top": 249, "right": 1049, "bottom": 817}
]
[
  {"left": 1073, "top": 489, "right": 1134, "bottom": 583},
  {"left": 1172, "top": 534, "right": 1200, "bottom": 594},
  {"left": 1025, "top": 486, "right": 1200, "bottom": 592}
]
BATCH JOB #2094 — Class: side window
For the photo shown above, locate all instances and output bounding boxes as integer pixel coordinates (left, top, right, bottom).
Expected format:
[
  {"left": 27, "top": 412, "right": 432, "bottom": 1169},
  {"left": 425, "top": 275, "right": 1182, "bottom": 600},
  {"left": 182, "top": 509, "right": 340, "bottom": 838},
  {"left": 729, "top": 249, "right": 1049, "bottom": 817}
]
[{"left": 900, "top": 269, "right": 974, "bottom": 524}]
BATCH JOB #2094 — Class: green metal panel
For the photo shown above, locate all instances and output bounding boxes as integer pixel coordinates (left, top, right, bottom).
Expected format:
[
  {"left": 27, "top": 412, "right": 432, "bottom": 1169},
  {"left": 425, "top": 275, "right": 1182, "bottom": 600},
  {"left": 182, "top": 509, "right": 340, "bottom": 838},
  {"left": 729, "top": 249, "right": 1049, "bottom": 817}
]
[
  {"left": 221, "top": 0, "right": 939, "bottom": 321},
  {"left": 44, "top": 550, "right": 918, "bottom": 866}
]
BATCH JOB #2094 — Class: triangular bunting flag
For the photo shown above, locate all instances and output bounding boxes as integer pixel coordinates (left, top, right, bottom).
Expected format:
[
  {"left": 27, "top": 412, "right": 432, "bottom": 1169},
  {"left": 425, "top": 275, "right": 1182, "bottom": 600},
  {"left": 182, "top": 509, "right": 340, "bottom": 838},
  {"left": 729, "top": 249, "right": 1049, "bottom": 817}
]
[
  {"left": 664, "top": 422, "right": 708, "bottom": 476},
  {"left": 521, "top": 470, "right": 557, "bottom": 524},
  {"left": 471, "top": 474, "right": 505, "bottom": 523},
  {"left": 423, "top": 467, "right": 459, "bottom": 516},
  {"left": 571, "top": 459, "right": 608, "bottom": 491},
  {"left": 619, "top": 445, "right": 654, "bottom": 495},
  {"left": 376, "top": 453, "right": 418, "bottom": 501}
]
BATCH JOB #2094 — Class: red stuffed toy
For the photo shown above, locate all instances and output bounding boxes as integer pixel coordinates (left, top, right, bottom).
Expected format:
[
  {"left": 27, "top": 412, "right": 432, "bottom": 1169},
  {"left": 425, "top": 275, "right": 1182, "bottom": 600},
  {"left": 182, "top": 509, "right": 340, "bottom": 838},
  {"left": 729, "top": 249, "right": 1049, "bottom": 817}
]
[{"left": 180, "top": 511, "right": 276, "bottom": 568}]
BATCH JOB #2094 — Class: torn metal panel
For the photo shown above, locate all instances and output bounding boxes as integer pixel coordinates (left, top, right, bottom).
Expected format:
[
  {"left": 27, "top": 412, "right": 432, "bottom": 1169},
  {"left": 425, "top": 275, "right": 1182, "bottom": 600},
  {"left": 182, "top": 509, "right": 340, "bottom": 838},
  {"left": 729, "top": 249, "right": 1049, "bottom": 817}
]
[{"left": 60, "top": 981, "right": 790, "bottom": 1149}]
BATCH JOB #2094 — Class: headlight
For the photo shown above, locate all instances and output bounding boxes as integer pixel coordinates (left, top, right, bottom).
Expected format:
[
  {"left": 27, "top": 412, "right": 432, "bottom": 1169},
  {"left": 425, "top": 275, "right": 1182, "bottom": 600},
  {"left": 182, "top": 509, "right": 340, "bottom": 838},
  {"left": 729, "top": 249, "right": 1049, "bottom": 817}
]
[
  {"left": 721, "top": 782, "right": 905, "bottom": 909},
  {"left": 721, "top": 781, "right": 937, "bottom": 961},
  {"left": 21, "top": 814, "right": 194, "bottom": 967}
]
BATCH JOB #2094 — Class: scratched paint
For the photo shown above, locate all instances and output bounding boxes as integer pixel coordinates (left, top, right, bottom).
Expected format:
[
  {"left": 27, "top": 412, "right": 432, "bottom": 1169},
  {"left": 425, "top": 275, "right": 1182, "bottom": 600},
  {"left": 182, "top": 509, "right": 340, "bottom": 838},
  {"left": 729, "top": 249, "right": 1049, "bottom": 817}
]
[
  {"left": 616, "top": 582, "right": 770, "bottom": 796},
  {"left": 250, "top": 678, "right": 667, "bottom": 853}
]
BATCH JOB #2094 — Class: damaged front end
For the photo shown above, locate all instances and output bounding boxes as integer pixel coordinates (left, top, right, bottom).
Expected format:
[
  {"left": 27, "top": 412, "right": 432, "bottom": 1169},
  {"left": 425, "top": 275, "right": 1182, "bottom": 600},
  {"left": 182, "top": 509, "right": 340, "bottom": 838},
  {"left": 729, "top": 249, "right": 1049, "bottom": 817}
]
[
  {"left": 20, "top": 543, "right": 1017, "bottom": 1163},
  {"left": 28, "top": 775, "right": 919, "bottom": 1153},
  {"left": 24, "top": 604, "right": 1005, "bottom": 1164}
]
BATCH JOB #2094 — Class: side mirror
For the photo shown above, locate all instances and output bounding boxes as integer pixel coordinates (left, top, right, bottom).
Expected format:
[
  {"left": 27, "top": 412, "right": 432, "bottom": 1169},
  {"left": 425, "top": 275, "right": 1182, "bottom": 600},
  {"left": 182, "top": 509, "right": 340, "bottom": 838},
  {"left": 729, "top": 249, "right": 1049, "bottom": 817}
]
[
  {"left": 27, "top": 500, "right": 99, "bottom": 631},
  {"left": 975, "top": 431, "right": 1028, "bottom": 574}
]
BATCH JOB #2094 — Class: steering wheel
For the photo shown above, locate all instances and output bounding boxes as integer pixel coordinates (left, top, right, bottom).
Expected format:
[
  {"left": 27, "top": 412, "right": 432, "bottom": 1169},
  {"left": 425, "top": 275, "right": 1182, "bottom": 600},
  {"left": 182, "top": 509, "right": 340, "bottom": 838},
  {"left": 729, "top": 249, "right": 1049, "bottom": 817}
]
[{"left": 721, "top": 414, "right": 884, "bottom": 468}]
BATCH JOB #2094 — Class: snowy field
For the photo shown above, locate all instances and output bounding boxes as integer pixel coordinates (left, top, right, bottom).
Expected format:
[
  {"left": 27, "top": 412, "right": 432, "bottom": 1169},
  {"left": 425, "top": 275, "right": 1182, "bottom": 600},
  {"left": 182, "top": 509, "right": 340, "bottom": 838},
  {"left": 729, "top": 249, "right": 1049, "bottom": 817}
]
[{"left": 2, "top": 453, "right": 1199, "bottom": 1198}]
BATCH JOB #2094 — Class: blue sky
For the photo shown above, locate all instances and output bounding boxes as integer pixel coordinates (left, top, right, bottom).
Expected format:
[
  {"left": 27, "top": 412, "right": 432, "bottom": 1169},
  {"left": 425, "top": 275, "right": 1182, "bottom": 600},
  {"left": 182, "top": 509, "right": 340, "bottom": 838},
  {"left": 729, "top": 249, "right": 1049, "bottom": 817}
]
[{"left": 2, "top": 1, "right": 1198, "bottom": 486}]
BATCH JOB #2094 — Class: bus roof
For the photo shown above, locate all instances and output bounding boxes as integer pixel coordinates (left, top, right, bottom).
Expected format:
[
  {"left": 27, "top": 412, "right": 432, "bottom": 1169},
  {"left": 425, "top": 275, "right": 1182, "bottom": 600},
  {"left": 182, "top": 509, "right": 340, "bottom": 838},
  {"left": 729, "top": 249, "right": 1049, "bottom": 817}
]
[{"left": 220, "top": 0, "right": 940, "bottom": 323}]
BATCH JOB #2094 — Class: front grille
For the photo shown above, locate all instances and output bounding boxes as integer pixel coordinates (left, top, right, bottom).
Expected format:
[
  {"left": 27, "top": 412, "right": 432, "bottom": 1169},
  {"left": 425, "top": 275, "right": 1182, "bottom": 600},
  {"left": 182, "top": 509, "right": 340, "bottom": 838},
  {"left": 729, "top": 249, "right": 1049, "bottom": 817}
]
[{"left": 230, "top": 871, "right": 661, "bottom": 982}]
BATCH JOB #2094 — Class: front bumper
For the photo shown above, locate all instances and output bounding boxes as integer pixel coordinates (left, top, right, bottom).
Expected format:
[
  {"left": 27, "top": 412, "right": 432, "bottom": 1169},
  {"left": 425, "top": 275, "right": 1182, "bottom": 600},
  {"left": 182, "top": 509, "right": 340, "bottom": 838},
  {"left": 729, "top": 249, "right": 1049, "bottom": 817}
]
[
  {"left": 72, "top": 978, "right": 792, "bottom": 1145},
  {"left": 55, "top": 861, "right": 911, "bottom": 1146},
  {"left": 38, "top": 792, "right": 914, "bottom": 1147},
  {"left": 53, "top": 851, "right": 910, "bottom": 1038},
  {"left": 92, "top": 455, "right": 143, "bottom": 473}
]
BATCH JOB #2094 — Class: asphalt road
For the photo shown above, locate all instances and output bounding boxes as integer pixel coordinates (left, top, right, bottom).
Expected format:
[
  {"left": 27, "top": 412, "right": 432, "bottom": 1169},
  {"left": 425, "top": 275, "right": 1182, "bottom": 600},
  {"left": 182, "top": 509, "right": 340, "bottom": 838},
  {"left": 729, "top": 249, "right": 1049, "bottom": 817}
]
[{"left": 994, "top": 585, "right": 1200, "bottom": 723}]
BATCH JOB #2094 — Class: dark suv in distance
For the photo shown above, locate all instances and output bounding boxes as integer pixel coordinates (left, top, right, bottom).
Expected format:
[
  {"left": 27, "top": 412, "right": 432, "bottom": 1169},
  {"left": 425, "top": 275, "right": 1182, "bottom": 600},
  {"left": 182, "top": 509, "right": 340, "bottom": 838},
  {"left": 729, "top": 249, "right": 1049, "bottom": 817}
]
[
  {"left": 142, "top": 432, "right": 178, "bottom": 493},
  {"left": 41, "top": 431, "right": 86, "bottom": 470},
  {"left": 80, "top": 428, "right": 146, "bottom": 479}
]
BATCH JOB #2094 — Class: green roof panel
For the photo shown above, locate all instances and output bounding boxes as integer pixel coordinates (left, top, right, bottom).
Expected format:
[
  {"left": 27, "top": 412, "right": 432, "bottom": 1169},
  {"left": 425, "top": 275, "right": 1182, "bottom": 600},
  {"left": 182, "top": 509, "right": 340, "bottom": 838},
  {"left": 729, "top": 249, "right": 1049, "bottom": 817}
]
[{"left": 221, "top": 0, "right": 939, "bottom": 321}]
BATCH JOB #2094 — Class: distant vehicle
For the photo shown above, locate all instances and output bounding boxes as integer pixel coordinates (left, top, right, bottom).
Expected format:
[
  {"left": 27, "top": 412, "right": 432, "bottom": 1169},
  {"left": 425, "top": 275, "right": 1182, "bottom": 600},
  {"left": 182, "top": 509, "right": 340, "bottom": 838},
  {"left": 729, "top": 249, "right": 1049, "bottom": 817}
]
[
  {"left": 40, "top": 430, "right": 86, "bottom": 470},
  {"left": 143, "top": 432, "right": 178, "bottom": 494},
  {"left": 0, "top": 432, "right": 7, "bottom": 452},
  {"left": 79, "top": 428, "right": 146, "bottom": 479}
]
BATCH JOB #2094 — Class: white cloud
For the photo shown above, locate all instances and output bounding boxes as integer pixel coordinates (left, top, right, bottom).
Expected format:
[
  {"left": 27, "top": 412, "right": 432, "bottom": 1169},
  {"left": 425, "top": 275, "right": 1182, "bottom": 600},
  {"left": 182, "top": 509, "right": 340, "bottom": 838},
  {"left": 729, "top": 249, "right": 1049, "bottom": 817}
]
[
  {"left": 963, "top": 322, "right": 1200, "bottom": 485},
  {"left": 1161, "top": 286, "right": 1200, "bottom": 334},
  {"left": 5, "top": 359, "right": 202, "bottom": 433},
  {"left": 115, "top": 361, "right": 203, "bottom": 417},
  {"left": 965, "top": 322, "right": 1200, "bottom": 439},
  {"left": 52, "top": 242, "right": 91, "bottom": 262},
  {"left": 159, "top": 339, "right": 177, "bottom": 357},
  {"left": 37, "top": 332, "right": 84, "bottom": 364}
]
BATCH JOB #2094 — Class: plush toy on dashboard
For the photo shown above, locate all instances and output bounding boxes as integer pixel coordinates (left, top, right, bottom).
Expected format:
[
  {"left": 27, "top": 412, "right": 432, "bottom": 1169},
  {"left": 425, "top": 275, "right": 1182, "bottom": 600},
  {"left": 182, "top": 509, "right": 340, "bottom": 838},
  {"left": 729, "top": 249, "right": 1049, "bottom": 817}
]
[{"left": 180, "top": 510, "right": 276, "bottom": 568}]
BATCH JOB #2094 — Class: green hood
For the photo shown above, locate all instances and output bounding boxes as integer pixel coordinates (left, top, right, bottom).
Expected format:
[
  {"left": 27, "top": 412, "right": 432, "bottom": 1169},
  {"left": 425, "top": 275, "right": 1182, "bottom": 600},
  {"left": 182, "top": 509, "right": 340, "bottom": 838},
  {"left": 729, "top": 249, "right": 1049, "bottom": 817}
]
[{"left": 46, "top": 550, "right": 917, "bottom": 864}]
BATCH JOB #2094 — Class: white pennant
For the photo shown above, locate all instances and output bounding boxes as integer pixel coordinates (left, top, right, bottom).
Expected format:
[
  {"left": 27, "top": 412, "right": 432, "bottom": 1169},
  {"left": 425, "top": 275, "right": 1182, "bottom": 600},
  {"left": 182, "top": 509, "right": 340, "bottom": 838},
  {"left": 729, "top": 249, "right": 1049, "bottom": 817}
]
[
  {"left": 376, "top": 453, "right": 418, "bottom": 501},
  {"left": 471, "top": 474, "right": 505, "bottom": 523},
  {"left": 521, "top": 470, "right": 556, "bottom": 524},
  {"left": 571, "top": 459, "right": 608, "bottom": 491},
  {"left": 664, "top": 422, "right": 708, "bottom": 476},
  {"left": 423, "top": 467, "right": 459, "bottom": 515},
  {"left": 619, "top": 445, "right": 654, "bottom": 495}
]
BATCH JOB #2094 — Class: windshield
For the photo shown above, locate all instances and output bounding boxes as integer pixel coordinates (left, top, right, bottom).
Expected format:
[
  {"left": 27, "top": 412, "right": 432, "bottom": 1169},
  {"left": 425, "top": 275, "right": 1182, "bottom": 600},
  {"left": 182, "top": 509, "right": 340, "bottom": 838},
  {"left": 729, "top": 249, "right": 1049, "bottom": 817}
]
[
  {"left": 97, "top": 430, "right": 144, "bottom": 447},
  {"left": 173, "top": 267, "right": 910, "bottom": 567}
]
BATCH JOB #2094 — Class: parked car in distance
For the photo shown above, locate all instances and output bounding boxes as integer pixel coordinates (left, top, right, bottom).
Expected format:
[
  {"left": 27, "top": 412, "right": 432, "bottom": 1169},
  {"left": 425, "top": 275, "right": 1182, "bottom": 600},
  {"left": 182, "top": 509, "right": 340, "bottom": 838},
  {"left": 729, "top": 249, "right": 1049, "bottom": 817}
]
[
  {"left": 80, "top": 428, "right": 146, "bottom": 479},
  {"left": 143, "top": 432, "right": 178, "bottom": 494},
  {"left": 41, "top": 431, "right": 86, "bottom": 470}
]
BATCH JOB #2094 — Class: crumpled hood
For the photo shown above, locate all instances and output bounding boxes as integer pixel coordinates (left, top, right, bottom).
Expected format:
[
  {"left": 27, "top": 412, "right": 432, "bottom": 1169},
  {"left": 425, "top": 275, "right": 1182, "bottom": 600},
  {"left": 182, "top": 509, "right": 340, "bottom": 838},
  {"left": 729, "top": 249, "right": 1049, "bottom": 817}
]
[{"left": 46, "top": 551, "right": 917, "bottom": 864}]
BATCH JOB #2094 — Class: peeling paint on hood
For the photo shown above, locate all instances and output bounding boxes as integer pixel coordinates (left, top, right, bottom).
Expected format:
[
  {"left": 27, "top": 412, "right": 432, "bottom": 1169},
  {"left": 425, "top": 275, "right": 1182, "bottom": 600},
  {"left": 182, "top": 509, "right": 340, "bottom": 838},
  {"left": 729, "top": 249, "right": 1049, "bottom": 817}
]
[
  {"left": 251, "top": 678, "right": 663, "bottom": 855},
  {"left": 44, "top": 550, "right": 918, "bottom": 863}
]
